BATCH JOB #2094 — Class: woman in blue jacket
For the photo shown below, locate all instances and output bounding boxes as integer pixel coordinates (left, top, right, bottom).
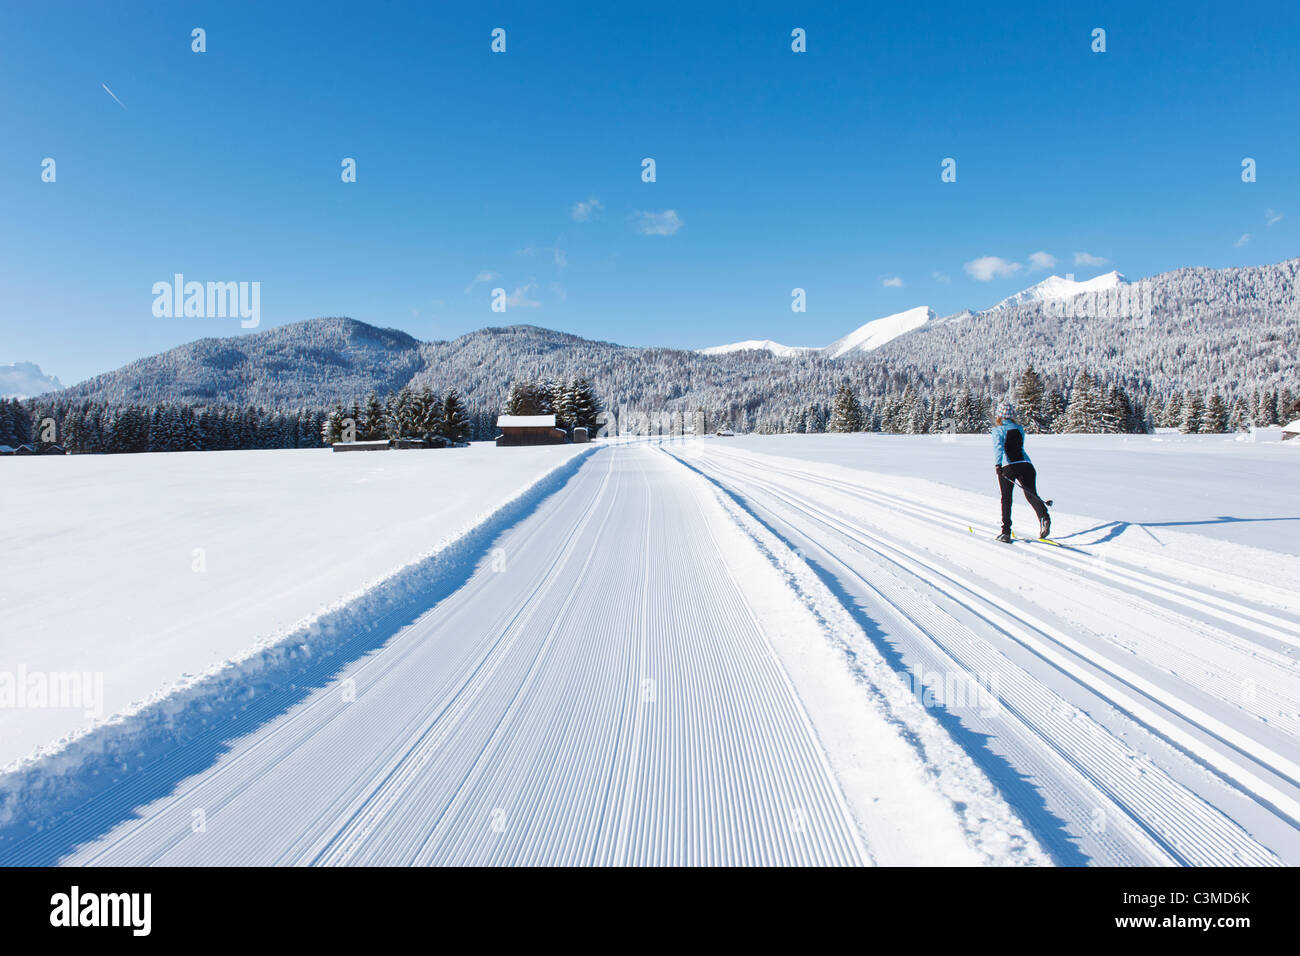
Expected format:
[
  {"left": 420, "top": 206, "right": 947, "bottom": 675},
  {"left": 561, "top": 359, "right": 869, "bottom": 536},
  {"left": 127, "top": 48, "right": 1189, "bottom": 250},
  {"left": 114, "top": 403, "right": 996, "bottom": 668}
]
[{"left": 992, "top": 403, "right": 1050, "bottom": 542}]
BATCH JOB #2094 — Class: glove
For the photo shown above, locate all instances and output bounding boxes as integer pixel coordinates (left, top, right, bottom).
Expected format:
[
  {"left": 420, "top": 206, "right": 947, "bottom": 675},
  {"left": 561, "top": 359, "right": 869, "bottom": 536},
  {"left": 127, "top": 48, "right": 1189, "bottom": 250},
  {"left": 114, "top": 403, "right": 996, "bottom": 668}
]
[{"left": 995, "top": 464, "right": 1004, "bottom": 478}]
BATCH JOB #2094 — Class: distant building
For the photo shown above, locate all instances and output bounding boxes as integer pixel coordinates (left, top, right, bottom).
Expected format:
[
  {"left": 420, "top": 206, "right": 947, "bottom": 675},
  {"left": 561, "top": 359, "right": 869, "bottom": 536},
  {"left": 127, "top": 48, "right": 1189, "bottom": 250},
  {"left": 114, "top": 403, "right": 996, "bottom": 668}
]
[
  {"left": 332, "top": 440, "right": 392, "bottom": 453},
  {"left": 496, "top": 414, "right": 568, "bottom": 446},
  {"left": 572, "top": 427, "right": 589, "bottom": 444},
  {"left": 1283, "top": 419, "right": 1300, "bottom": 442}
]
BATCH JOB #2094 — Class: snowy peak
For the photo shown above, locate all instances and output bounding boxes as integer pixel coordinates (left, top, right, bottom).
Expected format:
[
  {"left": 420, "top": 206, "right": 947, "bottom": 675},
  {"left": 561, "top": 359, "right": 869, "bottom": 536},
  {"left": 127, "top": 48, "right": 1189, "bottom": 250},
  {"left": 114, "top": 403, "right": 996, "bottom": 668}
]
[
  {"left": 822, "top": 306, "right": 936, "bottom": 358},
  {"left": 699, "top": 306, "right": 937, "bottom": 360},
  {"left": 0, "top": 361, "right": 65, "bottom": 399},
  {"left": 699, "top": 339, "right": 816, "bottom": 358},
  {"left": 983, "top": 271, "right": 1127, "bottom": 313}
]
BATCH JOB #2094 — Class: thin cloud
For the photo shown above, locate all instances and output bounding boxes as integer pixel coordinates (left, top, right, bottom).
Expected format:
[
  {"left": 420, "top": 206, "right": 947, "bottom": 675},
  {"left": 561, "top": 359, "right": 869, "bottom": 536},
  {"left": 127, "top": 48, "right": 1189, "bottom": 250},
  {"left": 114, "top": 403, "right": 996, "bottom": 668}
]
[
  {"left": 1073, "top": 251, "right": 1109, "bottom": 266},
  {"left": 515, "top": 246, "right": 567, "bottom": 268},
  {"left": 1028, "top": 251, "right": 1057, "bottom": 271},
  {"left": 1266, "top": 208, "right": 1283, "bottom": 227},
  {"left": 464, "top": 270, "right": 500, "bottom": 294},
  {"left": 101, "top": 83, "right": 127, "bottom": 109},
  {"left": 571, "top": 198, "right": 603, "bottom": 222},
  {"left": 506, "top": 283, "right": 541, "bottom": 308},
  {"left": 964, "top": 256, "right": 1022, "bottom": 281},
  {"left": 631, "top": 209, "right": 683, "bottom": 236},
  {"left": 932, "top": 271, "right": 951, "bottom": 284},
  {"left": 881, "top": 276, "right": 904, "bottom": 288},
  {"left": 1234, "top": 233, "right": 1252, "bottom": 247}
]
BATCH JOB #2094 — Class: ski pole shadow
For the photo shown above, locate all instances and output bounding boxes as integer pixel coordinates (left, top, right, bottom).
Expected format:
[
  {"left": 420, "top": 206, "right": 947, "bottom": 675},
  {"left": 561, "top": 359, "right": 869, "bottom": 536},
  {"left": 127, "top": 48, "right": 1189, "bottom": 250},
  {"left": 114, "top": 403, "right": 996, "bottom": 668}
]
[
  {"left": 0, "top": 447, "right": 601, "bottom": 867},
  {"left": 1060, "top": 515, "right": 1300, "bottom": 546}
]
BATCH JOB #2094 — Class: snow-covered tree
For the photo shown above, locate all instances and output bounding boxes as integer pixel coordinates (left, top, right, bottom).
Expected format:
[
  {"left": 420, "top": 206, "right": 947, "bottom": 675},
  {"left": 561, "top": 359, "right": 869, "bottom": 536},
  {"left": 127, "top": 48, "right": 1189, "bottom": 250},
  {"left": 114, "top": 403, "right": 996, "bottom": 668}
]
[
  {"left": 1201, "top": 392, "right": 1229, "bottom": 433},
  {"left": 828, "top": 385, "right": 863, "bottom": 432}
]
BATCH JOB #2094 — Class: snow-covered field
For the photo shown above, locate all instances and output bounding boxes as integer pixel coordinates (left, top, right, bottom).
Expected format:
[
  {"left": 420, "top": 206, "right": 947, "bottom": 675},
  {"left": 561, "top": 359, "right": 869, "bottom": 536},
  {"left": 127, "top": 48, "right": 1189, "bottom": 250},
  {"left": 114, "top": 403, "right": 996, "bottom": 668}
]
[
  {"left": 1, "top": 434, "right": 1297, "bottom": 865},
  {"left": 713, "top": 433, "right": 1300, "bottom": 554},
  {"left": 0, "top": 444, "right": 590, "bottom": 766},
  {"left": 667, "top": 435, "right": 1300, "bottom": 863}
]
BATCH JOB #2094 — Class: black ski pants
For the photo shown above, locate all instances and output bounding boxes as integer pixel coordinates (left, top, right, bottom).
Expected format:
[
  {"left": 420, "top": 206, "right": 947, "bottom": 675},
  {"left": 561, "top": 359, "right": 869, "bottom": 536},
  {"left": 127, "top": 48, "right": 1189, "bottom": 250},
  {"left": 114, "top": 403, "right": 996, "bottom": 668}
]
[{"left": 997, "top": 462, "right": 1049, "bottom": 535}]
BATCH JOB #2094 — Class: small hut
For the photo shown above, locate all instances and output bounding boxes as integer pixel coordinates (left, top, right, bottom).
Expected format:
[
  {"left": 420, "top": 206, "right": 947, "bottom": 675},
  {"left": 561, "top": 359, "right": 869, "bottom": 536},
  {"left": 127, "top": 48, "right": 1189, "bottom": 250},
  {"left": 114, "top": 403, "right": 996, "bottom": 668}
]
[{"left": 496, "top": 415, "right": 568, "bottom": 446}]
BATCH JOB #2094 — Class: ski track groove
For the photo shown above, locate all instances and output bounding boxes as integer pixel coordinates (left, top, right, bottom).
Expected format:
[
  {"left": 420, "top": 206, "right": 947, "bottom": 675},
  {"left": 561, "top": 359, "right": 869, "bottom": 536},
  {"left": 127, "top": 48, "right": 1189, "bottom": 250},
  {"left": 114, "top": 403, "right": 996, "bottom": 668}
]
[
  {"left": 39, "top": 446, "right": 870, "bottom": 867},
  {"left": 758, "top": 454, "right": 1300, "bottom": 743}
]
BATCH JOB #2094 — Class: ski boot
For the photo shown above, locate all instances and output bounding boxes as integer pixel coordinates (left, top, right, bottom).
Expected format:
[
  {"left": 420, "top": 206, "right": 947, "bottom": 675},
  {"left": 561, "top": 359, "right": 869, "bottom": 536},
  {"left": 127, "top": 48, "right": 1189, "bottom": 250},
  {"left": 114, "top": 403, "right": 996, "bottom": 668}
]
[
  {"left": 1039, "top": 512, "right": 1051, "bottom": 540},
  {"left": 996, "top": 531, "right": 1012, "bottom": 543}
]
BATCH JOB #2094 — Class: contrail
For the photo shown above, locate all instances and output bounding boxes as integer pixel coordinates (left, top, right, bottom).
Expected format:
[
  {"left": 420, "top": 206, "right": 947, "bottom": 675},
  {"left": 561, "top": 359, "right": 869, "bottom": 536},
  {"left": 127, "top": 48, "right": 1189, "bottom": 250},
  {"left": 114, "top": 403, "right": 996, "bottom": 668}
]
[{"left": 101, "top": 83, "right": 127, "bottom": 109}]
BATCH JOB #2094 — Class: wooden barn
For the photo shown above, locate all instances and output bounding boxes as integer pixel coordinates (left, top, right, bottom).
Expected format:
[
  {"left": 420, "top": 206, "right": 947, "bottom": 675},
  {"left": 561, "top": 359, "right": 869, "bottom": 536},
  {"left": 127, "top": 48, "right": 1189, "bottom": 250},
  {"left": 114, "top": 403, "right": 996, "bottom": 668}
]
[{"left": 496, "top": 414, "right": 568, "bottom": 446}]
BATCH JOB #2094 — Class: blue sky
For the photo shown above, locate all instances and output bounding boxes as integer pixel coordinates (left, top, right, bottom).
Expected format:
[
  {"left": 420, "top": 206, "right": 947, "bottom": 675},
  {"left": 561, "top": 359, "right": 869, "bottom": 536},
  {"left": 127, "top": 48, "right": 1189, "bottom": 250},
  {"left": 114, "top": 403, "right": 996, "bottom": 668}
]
[{"left": 2, "top": 0, "right": 1297, "bottom": 385}]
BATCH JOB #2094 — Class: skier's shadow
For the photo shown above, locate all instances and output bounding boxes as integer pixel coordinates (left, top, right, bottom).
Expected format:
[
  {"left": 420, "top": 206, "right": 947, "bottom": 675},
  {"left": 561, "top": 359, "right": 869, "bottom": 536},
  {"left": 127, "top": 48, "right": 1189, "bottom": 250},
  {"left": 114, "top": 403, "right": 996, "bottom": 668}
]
[
  {"left": 1063, "top": 515, "right": 1300, "bottom": 546},
  {"left": 671, "top": 456, "right": 1090, "bottom": 866}
]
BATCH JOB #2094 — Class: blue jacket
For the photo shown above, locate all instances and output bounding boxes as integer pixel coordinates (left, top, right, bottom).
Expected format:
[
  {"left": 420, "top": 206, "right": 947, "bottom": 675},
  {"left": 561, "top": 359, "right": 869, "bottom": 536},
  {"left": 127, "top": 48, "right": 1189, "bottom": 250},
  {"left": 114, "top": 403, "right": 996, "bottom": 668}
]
[{"left": 993, "top": 421, "right": 1031, "bottom": 466}]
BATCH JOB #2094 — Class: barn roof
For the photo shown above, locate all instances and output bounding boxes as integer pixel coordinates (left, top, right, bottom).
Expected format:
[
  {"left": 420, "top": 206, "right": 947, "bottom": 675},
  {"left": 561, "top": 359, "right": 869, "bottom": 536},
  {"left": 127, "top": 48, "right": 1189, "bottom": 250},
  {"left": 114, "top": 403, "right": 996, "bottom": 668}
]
[{"left": 497, "top": 415, "right": 558, "bottom": 428}]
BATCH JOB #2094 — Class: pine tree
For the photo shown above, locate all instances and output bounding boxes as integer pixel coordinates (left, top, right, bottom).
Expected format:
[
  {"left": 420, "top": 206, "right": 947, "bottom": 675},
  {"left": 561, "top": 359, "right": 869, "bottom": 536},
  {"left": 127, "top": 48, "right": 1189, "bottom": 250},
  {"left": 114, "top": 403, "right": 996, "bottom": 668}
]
[
  {"left": 387, "top": 386, "right": 415, "bottom": 438},
  {"left": 827, "top": 385, "right": 863, "bottom": 432},
  {"left": 1180, "top": 391, "right": 1204, "bottom": 434},
  {"left": 1042, "top": 389, "right": 1067, "bottom": 433},
  {"left": 1100, "top": 385, "right": 1127, "bottom": 434},
  {"left": 1201, "top": 392, "right": 1229, "bottom": 433},
  {"left": 360, "top": 392, "right": 386, "bottom": 440},
  {"left": 1015, "top": 367, "right": 1047, "bottom": 433},
  {"left": 569, "top": 377, "right": 602, "bottom": 433},
  {"left": 1161, "top": 392, "right": 1182, "bottom": 429},
  {"left": 413, "top": 386, "right": 438, "bottom": 435},
  {"left": 322, "top": 404, "right": 346, "bottom": 445},
  {"left": 1063, "top": 370, "right": 1100, "bottom": 433},
  {"left": 1228, "top": 397, "right": 1249, "bottom": 432},
  {"left": 441, "top": 390, "right": 471, "bottom": 442}
]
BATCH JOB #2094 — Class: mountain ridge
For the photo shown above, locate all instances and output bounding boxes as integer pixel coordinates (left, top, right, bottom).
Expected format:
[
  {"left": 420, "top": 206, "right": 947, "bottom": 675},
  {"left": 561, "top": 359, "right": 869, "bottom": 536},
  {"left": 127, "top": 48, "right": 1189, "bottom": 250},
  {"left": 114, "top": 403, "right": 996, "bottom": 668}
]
[
  {"left": 33, "top": 257, "right": 1300, "bottom": 430},
  {"left": 0, "top": 362, "right": 65, "bottom": 399}
]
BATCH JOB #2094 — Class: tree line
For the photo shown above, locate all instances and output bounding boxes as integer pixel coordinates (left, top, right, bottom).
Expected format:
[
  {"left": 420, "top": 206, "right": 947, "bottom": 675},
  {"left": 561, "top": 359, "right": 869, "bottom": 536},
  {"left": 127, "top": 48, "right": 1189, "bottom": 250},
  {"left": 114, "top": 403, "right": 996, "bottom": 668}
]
[
  {"left": 503, "top": 377, "right": 603, "bottom": 436},
  {"left": 1, "top": 376, "right": 606, "bottom": 454},
  {"left": 0, "top": 398, "right": 326, "bottom": 454},
  {"left": 322, "top": 386, "right": 473, "bottom": 444},
  {"left": 814, "top": 368, "right": 1298, "bottom": 436}
]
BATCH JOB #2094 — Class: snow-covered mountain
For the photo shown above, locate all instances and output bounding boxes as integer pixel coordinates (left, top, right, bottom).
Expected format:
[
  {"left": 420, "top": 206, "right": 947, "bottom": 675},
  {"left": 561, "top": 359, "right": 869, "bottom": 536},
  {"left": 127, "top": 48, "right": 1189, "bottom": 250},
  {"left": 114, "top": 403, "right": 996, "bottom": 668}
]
[
  {"left": 37, "top": 257, "right": 1300, "bottom": 433},
  {"left": 981, "top": 271, "right": 1127, "bottom": 313},
  {"left": 822, "top": 306, "right": 937, "bottom": 358},
  {"left": 700, "top": 306, "right": 937, "bottom": 359},
  {"left": 0, "top": 361, "right": 64, "bottom": 399},
  {"left": 699, "top": 339, "right": 816, "bottom": 358},
  {"left": 700, "top": 274, "right": 1129, "bottom": 358}
]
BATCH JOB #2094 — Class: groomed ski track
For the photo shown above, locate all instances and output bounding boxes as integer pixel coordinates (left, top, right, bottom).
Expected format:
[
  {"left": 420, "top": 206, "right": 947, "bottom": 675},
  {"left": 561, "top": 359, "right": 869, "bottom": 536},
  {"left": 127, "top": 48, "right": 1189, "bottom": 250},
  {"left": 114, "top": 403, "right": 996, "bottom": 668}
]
[
  {"left": 665, "top": 440, "right": 1300, "bottom": 866},
  {"left": 8, "top": 439, "right": 1295, "bottom": 867},
  {"left": 21, "top": 445, "right": 890, "bottom": 866}
]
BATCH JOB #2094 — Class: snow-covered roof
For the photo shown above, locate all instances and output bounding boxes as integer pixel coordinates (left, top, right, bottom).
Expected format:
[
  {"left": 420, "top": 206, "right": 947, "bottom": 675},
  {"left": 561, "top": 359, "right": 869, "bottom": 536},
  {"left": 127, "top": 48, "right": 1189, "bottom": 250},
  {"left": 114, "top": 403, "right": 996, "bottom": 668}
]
[
  {"left": 497, "top": 415, "right": 557, "bottom": 428},
  {"left": 1283, "top": 419, "right": 1300, "bottom": 433}
]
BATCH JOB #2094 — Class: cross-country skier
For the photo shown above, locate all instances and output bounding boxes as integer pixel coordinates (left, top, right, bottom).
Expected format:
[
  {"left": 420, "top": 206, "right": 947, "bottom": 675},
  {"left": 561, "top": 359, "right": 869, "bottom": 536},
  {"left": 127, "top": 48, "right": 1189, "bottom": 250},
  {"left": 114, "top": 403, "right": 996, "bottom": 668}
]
[{"left": 992, "top": 403, "right": 1050, "bottom": 543}]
